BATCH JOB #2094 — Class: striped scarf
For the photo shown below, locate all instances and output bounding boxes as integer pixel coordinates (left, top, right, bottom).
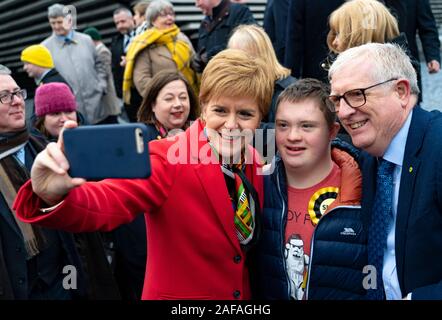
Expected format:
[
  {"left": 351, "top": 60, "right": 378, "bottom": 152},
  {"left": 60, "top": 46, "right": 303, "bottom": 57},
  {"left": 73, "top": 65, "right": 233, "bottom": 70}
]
[
  {"left": 202, "top": 127, "right": 257, "bottom": 245},
  {"left": 0, "top": 129, "right": 47, "bottom": 259},
  {"left": 221, "top": 164, "right": 255, "bottom": 245}
]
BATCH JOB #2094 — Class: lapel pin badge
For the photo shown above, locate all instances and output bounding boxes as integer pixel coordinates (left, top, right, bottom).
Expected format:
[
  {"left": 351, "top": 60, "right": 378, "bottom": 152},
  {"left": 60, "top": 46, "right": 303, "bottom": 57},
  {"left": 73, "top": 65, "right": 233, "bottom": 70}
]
[{"left": 409, "top": 166, "right": 413, "bottom": 173}]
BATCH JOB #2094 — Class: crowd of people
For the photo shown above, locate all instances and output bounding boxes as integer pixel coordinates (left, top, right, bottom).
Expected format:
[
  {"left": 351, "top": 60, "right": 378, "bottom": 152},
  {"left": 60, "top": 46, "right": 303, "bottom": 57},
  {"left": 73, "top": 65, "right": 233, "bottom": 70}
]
[{"left": 0, "top": 0, "right": 441, "bottom": 301}]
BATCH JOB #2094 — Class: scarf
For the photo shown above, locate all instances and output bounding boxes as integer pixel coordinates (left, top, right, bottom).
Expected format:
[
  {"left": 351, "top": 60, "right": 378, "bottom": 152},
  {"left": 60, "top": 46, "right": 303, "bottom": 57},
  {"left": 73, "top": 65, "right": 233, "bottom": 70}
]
[
  {"left": 203, "top": 127, "right": 261, "bottom": 250},
  {"left": 0, "top": 129, "right": 47, "bottom": 259},
  {"left": 123, "top": 24, "right": 199, "bottom": 104}
]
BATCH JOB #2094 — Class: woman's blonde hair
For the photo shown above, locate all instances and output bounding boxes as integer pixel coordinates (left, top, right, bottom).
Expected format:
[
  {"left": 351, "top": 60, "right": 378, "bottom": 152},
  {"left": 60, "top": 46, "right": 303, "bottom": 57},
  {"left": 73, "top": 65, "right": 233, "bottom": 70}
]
[
  {"left": 228, "top": 24, "right": 291, "bottom": 81},
  {"left": 199, "top": 49, "right": 274, "bottom": 117},
  {"left": 327, "top": 0, "right": 399, "bottom": 53}
]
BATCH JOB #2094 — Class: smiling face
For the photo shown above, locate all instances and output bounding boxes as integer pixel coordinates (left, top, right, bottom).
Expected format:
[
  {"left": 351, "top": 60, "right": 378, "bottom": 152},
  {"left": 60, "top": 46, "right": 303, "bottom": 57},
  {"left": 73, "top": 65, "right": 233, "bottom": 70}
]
[
  {"left": 0, "top": 75, "right": 26, "bottom": 133},
  {"left": 202, "top": 95, "right": 261, "bottom": 162},
  {"left": 152, "top": 80, "right": 190, "bottom": 130},
  {"left": 152, "top": 9, "right": 175, "bottom": 30},
  {"left": 331, "top": 59, "right": 409, "bottom": 157},
  {"left": 275, "top": 98, "right": 338, "bottom": 175}
]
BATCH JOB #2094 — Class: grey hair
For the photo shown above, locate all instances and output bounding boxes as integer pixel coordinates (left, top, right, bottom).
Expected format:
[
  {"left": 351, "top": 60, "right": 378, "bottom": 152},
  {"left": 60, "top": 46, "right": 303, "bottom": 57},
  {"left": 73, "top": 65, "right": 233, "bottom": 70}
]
[
  {"left": 146, "top": 0, "right": 174, "bottom": 26},
  {"left": 329, "top": 42, "right": 420, "bottom": 95},
  {"left": 0, "top": 64, "right": 11, "bottom": 75},
  {"left": 48, "top": 4, "right": 66, "bottom": 19},
  {"left": 113, "top": 7, "right": 133, "bottom": 17}
]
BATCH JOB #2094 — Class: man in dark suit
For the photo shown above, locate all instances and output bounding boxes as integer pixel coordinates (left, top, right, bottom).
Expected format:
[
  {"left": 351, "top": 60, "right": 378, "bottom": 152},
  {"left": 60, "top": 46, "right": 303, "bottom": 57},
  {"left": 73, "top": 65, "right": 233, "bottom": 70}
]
[
  {"left": 404, "top": 0, "right": 441, "bottom": 100},
  {"left": 329, "top": 42, "right": 442, "bottom": 299},
  {"left": 111, "top": 7, "right": 140, "bottom": 122},
  {"left": 263, "top": 0, "right": 290, "bottom": 64},
  {"left": 111, "top": 7, "right": 135, "bottom": 100}
]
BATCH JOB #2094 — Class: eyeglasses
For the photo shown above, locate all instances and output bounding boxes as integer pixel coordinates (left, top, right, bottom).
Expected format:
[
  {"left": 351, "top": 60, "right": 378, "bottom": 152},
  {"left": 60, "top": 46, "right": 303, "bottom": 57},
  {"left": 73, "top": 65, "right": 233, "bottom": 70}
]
[
  {"left": 158, "top": 11, "right": 175, "bottom": 17},
  {"left": 328, "top": 78, "right": 397, "bottom": 112},
  {"left": 0, "top": 89, "right": 27, "bottom": 104}
]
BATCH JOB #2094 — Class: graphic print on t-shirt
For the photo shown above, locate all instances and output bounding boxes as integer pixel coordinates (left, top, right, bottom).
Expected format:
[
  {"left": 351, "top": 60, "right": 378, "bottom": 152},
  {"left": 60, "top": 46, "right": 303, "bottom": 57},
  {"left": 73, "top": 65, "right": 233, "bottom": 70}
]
[
  {"left": 284, "top": 163, "right": 341, "bottom": 300},
  {"left": 285, "top": 234, "right": 309, "bottom": 300}
]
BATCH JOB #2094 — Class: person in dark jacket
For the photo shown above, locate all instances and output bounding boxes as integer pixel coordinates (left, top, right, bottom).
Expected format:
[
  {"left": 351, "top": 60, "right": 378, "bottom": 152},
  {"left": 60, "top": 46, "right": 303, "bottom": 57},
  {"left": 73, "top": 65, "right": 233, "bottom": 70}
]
[
  {"left": 0, "top": 68, "right": 119, "bottom": 300},
  {"left": 111, "top": 7, "right": 141, "bottom": 123},
  {"left": 193, "top": 0, "right": 256, "bottom": 73},
  {"left": 284, "top": 0, "right": 345, "bottom": 81},
  {"left": 20, "top": 44, "right": 71, "bottom": 122},
  {"left": 404, "top": 0, "right": 441, "bottom": 101},
  {"left": 111, "top": 7, "right": 136, "bottom": 100},
  {"left": 20, "top": 44, "right": 68, "bottom": 87},
  {"left": 329, "top": 42, "right": 442, "bottom": 300},
  {"left": 263, "top": 0, "right": 290, "bottom": 64},
  {"left": 254, "top": 78, "right": 367, "bottom": 300}
]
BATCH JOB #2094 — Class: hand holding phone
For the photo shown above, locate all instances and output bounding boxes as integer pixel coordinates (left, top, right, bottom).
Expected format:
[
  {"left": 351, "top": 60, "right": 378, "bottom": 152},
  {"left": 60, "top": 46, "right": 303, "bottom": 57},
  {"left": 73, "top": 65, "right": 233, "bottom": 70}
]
[{"left": 30, "top": 121, "right": 86, "bottom": 206}]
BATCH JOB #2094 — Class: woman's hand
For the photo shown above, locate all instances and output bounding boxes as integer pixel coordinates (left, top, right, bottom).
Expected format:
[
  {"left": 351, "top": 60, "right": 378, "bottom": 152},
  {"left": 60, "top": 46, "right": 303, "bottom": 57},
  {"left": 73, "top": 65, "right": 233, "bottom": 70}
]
[{"left": 31, "top": 120, "right": 86, "bottom": 206}]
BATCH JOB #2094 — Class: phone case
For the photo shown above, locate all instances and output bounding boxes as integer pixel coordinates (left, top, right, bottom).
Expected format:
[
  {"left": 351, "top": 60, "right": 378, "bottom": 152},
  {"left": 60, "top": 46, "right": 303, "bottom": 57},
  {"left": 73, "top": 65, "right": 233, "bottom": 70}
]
[{"left": 63, "top": 123, "right": 151, "bottom": 180}]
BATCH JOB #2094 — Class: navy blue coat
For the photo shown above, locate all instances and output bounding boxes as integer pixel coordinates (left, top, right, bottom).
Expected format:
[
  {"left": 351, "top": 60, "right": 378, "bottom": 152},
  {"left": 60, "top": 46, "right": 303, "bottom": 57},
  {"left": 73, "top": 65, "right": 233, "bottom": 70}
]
[
  {"left": 197, "top": 0, "right": 255, "bottom": 62},
  {"left": 360, "top": 106, "right": 442, "bottom": 299},
  {"left": 284, "top": 0, "right": 344, "bottom": 80},
  {"left": 404, "top": 0, "right": 441, "bottom": 65},
  {"left": 254, "top": 141, "right": 368, "bottom": 300},
  {"left": 0, "top": 135, "right": 84, "bottom": 299},
  {"left": 263, "top": 0, "right": 290, "bottom": 64}
]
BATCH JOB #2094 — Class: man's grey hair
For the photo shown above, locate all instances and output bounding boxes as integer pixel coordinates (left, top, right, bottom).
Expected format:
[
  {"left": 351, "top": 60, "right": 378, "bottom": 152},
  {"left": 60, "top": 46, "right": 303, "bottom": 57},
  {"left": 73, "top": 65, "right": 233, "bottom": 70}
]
[
  {"left": 0, "top": 64, "right": 11, "bottom": 75},
  {"left": 146, "top": 0, "right": 174, "bottom": 26},
  {"left": 113, "top": 7, "right": 133, "bottom": 17},
  {"left": 329, "top": 43, "right": 420, "bottom": 95},
  {"left": 48, "top": 3, "right": 65, "bottom": 19}
]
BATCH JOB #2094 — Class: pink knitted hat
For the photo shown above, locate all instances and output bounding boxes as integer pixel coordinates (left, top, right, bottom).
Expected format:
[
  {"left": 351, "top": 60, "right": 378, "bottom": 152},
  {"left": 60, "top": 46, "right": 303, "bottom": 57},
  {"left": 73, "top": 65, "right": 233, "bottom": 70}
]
[{"left": 35, "top": 82, "right": 77, "bottom": 117}]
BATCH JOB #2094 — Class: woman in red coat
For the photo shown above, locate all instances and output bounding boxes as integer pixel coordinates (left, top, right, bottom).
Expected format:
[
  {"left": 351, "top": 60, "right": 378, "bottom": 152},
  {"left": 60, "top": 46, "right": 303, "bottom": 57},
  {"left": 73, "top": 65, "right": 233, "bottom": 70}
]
[{"left": 13, "top": 49, "right": 274, "bottom": 300}]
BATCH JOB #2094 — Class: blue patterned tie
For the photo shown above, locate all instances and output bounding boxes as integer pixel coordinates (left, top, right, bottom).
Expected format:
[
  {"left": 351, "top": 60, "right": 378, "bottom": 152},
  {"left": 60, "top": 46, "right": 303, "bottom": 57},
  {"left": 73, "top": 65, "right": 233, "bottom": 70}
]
[{"left": 367, "top": 158, "right": 395, "bottom": 300}]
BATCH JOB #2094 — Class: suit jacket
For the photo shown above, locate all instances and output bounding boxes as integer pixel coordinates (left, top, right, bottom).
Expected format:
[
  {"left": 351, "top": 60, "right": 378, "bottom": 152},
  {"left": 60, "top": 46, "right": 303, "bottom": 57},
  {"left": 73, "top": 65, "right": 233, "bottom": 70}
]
[
  {"left": 40, "top": 68, "right": 68, "bottom": 85},
  {"left": 284, "top": 0, "right": 344, "bottom": 80},
  {"left": 197, "top": 0, "right": 256, "bottom": 62},
  {"left": 14, "top": 119, "right": 264, "bottom": 300},
  {"left": 383, "top": 0, "right": 407, "bottom": 32},
  {"left": 360, "top": 106, "right": 442, "bottom": 299},
  {"left": 263, "top": 0, "right": 290, "bottom": 64},
  {"left": 404, "top": 0, "right": 441, "bottom": 64},
  {"left": 110, "top": 33, "right": 125, "bottom": 99}
]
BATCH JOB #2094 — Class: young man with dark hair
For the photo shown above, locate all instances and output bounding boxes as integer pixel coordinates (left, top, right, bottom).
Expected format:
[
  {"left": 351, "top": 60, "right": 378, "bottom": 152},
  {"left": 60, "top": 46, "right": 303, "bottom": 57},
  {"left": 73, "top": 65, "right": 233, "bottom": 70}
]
[{"left": 254, "top": 78, "right": 368, "bottom": 300}]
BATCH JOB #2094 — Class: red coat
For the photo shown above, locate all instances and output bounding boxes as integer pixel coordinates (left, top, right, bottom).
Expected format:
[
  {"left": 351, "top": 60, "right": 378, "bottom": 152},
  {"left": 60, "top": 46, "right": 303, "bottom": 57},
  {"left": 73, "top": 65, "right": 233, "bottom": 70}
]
[{"left": 14, "top": 119, "right": 264, "bottom": 300}]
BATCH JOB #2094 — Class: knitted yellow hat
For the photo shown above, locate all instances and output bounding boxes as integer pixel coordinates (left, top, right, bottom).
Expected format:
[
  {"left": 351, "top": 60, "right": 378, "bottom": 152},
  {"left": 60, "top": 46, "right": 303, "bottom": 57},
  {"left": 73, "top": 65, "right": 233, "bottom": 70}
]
[{"left": 20, "top": 45, "right": 54, "bottom": 69}]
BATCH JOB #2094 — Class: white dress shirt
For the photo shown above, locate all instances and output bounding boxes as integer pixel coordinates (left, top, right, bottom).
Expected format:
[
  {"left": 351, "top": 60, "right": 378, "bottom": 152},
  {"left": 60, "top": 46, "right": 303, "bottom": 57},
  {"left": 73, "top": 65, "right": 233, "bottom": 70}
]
[{"left": 381, "top": 110, "right": 413, "bottom": 300}]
